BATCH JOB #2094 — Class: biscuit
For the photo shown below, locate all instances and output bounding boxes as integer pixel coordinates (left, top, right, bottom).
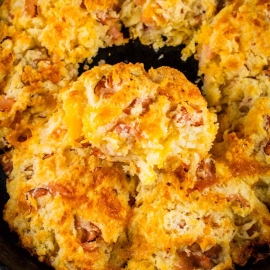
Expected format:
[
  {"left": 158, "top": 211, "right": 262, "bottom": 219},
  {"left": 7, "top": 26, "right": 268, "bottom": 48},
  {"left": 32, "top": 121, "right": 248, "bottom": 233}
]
[
  {"left": 0, "top": 0, "right": 125, "bottom": 63},
  {"left": 62, "top": 62, "right": 218, "bottom": 185},
  {"left": 2, "top": 0, "right": 270, "bottom": 269},
  {"left": 0, "top": 21, "right": 78, "bottom": 149},
  {"left": 3, "top": 108, "right": 137, "bottom": 269},
  {"left": 120, "top": 0, "right": 218, "bottom": 59},
  {"left": 197, "top": 0, "right": 270, "bottom": 109},
  {"left": 119, "top": 162, "right": 270, "bottom": 269}
]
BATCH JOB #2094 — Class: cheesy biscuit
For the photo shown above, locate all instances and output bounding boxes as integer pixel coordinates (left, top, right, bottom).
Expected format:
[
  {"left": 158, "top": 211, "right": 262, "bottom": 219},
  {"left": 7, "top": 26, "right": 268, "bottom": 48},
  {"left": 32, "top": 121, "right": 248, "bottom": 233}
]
[
  {"left": 62, "top": 62, "right": 218, "bottom": 185},
  {"left": 3, "top": 108, "right": 137, "bottom": 269},
  {"left": 120, "top": 0, "right": 218, "bottom": 59},
  {"left": 0, "top": 0, "right": 125, "bottom": 63}
]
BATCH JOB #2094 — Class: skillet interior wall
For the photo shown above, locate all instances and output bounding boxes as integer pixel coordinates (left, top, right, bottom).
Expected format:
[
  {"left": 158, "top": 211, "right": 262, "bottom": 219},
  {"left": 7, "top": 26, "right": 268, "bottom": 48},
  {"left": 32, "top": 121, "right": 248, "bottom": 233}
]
[{"left": 0, "top": 40, "right": 270, "bottom": 270}]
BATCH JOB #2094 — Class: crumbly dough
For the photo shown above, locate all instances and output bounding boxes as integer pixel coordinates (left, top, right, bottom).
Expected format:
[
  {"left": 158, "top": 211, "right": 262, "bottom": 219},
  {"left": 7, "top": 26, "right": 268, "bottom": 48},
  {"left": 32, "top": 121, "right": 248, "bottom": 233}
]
[
  {"left": 197, "top": 0, "right": 270, "bottom": 111},
  {"left": 61, "top": 63, "right": 217, "bottom": 185},
  {"left": 197, "top": 0, "right": 270, "bottom": 205},
  {"left": 120, "top": 0, "right": 218, "bottom": 59},
  {"left": 1, "top": 0, "right": 270, "bottom": 269},
  {"left": 0, "top": 0, "right": 126, "bottom": 63},
  {"left": 3, "top": 108, "right": 137, "bottom": 269},
  {"left": 0, "top": 20, "right": 78, "bottom": 148}
]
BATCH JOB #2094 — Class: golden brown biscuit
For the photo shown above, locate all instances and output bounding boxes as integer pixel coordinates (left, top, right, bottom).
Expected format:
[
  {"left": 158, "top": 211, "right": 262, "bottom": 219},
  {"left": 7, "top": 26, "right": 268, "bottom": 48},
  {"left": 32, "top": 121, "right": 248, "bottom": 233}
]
[
  {"left": 62, "top": 62, "right": 218, "bottom": 185},
  {"left": 123, "top": 160, "right": 270, "bottom": 269},
  {"left": 0, "top": 21, "right": 77, "bottom": 148},
  {"left": 0, "top": 0, "right": 125, "bottom": 63},
  {"left": 3, "top": 108, "right": 137, "bottom": 269},
  {"left": 197, "top": 0, "right": 270, "bottom": 108},
  {"left": 5, "top": 106, "right": 270, "bottom": 270},
  {"left": 2, "top": 1, "right": 270, "bottom": 269},
  {"left": 0, "top": 21, "right": 78, "bottom": 148},
  {"left": 196, "top": 0, "right": 270, "bottom": 197},
  {"left": 120, "top": 0, "right": 218, "bottom": 59},
  {"left": 196, "top": 1, "right": 270, "bottom": 210}
]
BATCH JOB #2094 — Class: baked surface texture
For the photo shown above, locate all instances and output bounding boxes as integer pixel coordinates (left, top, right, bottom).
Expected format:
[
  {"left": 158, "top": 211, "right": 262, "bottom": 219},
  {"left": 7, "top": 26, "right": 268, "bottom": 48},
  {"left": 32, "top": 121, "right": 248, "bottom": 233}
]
[
  {"left": 0, "top": 20, "right": 78, "bottom": 150},
  {"left": 120, "top": 0, "right": 219, "bottom": 59},
  {"left": 197, "top": 0, "right": 270, "bottom": 124},
  {"left": 0, "top": 0, "right": 126, "bottom": 63},
  {"left": 62, "top": 63, "right": 217, "bottom": 185},
  {"left": 3, "top": 108, "right": 137, "bottom": 269},
  {"left": 1, "top": 0, "right": 270, "bottom": 269},
  {"left": 197, "top": 0, "right": 270, "bottom": 212}
]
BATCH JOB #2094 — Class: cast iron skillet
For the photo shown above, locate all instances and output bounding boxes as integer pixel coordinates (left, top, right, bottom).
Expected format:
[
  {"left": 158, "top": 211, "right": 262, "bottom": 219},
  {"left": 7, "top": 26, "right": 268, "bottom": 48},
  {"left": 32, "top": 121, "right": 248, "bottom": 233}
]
[{"left": 0, "top": 39, "right": 270, "bottom": 270}]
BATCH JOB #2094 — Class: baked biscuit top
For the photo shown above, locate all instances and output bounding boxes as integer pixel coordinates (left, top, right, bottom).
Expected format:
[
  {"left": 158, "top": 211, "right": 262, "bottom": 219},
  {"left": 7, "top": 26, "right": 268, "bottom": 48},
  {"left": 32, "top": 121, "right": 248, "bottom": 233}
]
[{"left": 62, "top": 62, "right": 218, "bottom": 185}]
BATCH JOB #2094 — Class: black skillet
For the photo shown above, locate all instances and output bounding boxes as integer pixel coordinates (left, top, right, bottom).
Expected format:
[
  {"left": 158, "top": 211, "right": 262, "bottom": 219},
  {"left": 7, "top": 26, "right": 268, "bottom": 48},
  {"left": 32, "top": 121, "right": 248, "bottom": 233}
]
[{"left": 0, "top": 39, "right": 270, "bottom": 270}]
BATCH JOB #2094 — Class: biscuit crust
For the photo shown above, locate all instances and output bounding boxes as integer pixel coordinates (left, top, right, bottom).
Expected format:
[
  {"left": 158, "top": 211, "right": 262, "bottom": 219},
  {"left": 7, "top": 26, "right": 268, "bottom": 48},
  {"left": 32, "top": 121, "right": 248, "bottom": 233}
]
[{"left": 62, "top": 63, "right": 217, "bottom": 184}]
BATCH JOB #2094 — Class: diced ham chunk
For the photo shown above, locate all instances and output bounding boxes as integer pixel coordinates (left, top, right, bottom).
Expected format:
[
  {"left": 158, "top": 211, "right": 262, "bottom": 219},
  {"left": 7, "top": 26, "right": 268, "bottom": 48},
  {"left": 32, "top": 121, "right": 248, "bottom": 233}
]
[
  {"left": 192, "top": 159, "right": 218, "bottom": 191},
  {"left": 25, "top": 0, "right": 37, "bottom": 17},
  {"left": 0, "top": 153, "right": 13, "bottom": 175},
  {"left": 0, "top": 96, "right": 15, "bottom": 112},
  {"left": 75, "top": 217, "right": 101, "bottom": 252}
]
